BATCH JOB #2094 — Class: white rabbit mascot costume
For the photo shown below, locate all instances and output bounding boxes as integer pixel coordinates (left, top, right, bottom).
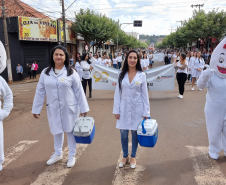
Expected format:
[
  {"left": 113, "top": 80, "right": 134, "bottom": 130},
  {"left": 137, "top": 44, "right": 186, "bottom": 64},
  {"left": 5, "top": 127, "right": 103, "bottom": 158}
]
[
  {"left": 0, "top": 41, "right": 13, "bottom": 171},
  {"left": 197, "top": 38, "right": 226, "bottom": 160}
]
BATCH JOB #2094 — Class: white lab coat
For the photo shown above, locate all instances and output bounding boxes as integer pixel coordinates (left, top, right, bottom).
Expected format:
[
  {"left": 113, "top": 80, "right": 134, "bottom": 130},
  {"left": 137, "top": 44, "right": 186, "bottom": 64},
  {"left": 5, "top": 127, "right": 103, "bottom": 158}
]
[
  {"left": 80, "top": 60, "right": 92, "bottom": 79},
  {"left": 32, "top": 67, "right": 90, "bottom": 135},
  {"left": 187, "top": 57, "right": 192, "bottom": 75},
  {"left": 113, "top": 71, "right": 150, "bottom": 130},
  {"left": 0, "top": 76, "right": 13, "bottom": 167},
  {"left": 141, "top": 58, "right": 149, "bottom": 70},
  {"left": 192, "top": 57, "right": 205, "bottom": 77},
  {"left": 74, "top": 61, "right": 83, "bottom": 81}
]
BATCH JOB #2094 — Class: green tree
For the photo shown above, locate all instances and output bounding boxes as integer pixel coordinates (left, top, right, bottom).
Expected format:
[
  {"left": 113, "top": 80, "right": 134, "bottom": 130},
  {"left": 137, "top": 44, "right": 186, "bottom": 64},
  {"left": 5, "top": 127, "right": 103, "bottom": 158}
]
[{"left": 72, "top": 8, "right": 119, "bottom": 52}]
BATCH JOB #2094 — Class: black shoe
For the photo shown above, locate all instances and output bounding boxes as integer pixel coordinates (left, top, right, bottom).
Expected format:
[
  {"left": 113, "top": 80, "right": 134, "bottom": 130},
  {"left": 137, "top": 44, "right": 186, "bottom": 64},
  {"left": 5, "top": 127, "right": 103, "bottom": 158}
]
[{"left": 89, "top": 94, "right": 92, "bottom": 98}]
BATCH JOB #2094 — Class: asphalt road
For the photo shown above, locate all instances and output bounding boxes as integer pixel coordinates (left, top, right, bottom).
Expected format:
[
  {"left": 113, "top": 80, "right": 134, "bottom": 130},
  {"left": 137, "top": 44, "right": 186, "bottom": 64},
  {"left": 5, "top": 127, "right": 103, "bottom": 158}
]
[{"left": 1, "top": 61, "right": 226, "bottom": 185}]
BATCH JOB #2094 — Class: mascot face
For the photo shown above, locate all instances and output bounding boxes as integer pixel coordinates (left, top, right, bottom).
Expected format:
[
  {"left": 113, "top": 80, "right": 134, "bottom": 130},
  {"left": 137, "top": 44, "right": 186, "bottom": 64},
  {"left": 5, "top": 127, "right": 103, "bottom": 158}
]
[
  {"left": 210, "top": 38, "right": 226, "bottom": 78},
  {"left": 0, "top": 41, "right": 7, "bottom": 74}
]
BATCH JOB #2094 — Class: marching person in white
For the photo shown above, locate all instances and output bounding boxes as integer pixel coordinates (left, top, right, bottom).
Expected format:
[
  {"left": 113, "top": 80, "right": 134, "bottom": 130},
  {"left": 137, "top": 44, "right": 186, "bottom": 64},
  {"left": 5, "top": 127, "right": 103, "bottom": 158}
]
[
  {"left": 81, "top": 53, "right": 93, "bottom": 98},
  {"left": 141, "top": 53, "right": 149, "bottom": 71},
  {"left": 97, "top": 55, "right": 102, "bottom": 65},
  {"left": 101, "top": 56, "right": 106, "bottom": 66},
  {"left": 197, "top": 38, "right": 226, "bottom": 160},
  {"left": 113, "top": 50, "right": 150, "bottom": 169},
  {"left": 191, "top": 51, "right": 205, "bottom": 90},
  {"left": 187, "top": 51, "right": 192, "bottom": 83},
  {"left": 32, "top": 46, "right": 89, "bottom": 168},
  {"left": 117, "top": 53, "right": 123, "bottom": 69},
  {"left": 0, "top": 42, "right": 13, "bottom": 171},
  {"left": 74, "top": 56, "right": 83, "bottom": 82},
  {"left": 105, "top": 56, "right": 111, "bottom": 67}
]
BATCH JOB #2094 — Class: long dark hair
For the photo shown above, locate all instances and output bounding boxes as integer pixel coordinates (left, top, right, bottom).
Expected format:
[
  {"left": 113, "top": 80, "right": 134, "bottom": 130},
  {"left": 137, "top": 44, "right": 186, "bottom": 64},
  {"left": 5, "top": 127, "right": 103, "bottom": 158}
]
[
  {"left": 45, "top": 45, "right": 73, "bottom": 76},
  {"left": 81, "top": 53, "right": 91, "bottom": 64},
  {"left": 118, "top": 50, "right": 142, "bottom": 90}
]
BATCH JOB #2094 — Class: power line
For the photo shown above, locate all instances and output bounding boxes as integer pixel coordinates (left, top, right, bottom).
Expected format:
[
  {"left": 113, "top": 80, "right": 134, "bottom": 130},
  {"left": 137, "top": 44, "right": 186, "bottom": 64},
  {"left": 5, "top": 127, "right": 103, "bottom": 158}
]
[{"left": 191, "top": 4, "right": 204, "bottom": 12}]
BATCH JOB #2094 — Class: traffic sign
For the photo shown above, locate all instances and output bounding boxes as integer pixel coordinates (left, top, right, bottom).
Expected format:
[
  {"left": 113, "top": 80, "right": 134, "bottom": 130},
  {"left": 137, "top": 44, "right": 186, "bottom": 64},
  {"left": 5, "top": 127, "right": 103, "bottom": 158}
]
[
  {"left": 85, "top": 45, "right": 88, "bottom": 51},
  {"left": 134, "top": 20, "right": 142, "bottom": 27}
]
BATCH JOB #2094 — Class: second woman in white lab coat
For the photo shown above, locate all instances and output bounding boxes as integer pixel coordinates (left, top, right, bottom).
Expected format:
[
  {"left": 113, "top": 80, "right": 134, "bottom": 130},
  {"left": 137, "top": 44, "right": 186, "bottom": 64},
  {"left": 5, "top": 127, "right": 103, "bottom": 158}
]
[
  {"left": 74, "top": 56, "right": 83, "bottom": 82},
  {"left": 32, "top": 45, "right": 89, "bottom": 168},
  {"left": 113, "top": 50, "right": 150, "bottom": 169},
  {"left": 141, "top": 53, "right": 149, "bottom": 71}
]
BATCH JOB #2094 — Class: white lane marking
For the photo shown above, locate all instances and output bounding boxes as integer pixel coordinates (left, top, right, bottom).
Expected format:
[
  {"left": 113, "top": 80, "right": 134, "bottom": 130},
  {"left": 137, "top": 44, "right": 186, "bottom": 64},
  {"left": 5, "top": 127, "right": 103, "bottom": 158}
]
[
  {"left": 112, "top": 143, "right": 145, "bottom": 185},
  {"left": 31, "top": 144, "right": 88, "bottom": 185},
  {"left": 186, "top": 146, "right": 226, "bottom": 185},
  {"left": 3, "top": 140, "right": 39, "bottom": 168}
]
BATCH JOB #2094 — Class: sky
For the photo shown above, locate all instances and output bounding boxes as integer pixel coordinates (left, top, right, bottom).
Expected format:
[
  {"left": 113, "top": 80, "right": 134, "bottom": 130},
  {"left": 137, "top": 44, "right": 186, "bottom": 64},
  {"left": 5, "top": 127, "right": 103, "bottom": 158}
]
[{"left": 22, "top": 0, "right": 226, "bottom": 36}]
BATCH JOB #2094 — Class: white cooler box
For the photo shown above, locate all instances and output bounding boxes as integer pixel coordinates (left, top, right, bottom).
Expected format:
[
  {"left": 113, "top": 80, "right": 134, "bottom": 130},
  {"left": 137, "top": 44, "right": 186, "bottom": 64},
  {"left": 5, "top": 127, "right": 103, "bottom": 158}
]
[
  {"left": 137, "top": 118, "right": 158, "bottom": 147},
  {"left": 73, "top": 116, "right": 95, "bottom": 144}
]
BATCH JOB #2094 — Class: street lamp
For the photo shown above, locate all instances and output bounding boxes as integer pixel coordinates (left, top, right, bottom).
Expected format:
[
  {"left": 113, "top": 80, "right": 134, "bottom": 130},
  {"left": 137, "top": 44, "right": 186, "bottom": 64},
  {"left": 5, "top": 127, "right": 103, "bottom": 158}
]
[{"left": 117, "top": 20, "right": 143, "bottom": 53}]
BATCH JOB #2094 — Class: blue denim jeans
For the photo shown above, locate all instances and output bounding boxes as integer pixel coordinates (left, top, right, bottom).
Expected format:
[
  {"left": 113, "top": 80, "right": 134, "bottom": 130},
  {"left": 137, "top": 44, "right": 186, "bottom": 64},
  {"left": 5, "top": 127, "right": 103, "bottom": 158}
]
[
  {"left": 113, "top": 64, "right": 117, "bottom": 69},
  {"left": 120, "top": 130, "right": 138, "bottom": 158},
  {"left": 168, "top": 57, "right": 171, "bottom": 64},
  {"left": 118, "top": 62, "right": 121, "bottom": 69}
]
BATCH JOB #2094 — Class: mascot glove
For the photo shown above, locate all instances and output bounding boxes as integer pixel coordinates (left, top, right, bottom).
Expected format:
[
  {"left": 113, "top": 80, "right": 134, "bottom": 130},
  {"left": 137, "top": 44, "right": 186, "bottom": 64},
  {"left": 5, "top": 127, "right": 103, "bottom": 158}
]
[{"left": 202, "top": 69, "right": 215, "bottom": 80}]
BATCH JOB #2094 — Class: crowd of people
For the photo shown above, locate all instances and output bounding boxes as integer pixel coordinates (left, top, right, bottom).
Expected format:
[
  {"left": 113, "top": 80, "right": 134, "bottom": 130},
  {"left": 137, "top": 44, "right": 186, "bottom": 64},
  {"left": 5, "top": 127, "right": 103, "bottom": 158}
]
[
  {"left": 16, "top": 61, "right": 39, "bottom": 81},
  {"left": 162, "top": 49, "right": 212, "bottom": 99}
]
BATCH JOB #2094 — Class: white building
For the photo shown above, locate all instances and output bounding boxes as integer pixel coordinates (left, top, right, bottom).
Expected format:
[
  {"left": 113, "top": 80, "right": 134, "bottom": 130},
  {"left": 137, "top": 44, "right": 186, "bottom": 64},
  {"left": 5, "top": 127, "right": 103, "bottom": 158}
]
[{"left": 125, "top": 32, "right": 139, "bottom": 40}]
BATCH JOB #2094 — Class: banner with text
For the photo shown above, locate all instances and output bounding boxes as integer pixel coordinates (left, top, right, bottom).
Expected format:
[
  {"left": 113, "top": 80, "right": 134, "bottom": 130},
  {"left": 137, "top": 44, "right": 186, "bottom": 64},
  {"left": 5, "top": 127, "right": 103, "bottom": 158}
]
[
  {"left": 92, "top": 64, "right": 175, "bottom": 91},
  {"left": 152, "top": 53, "right": 164, "bottom": 62},
  {"left": 18, "top": 16, "right": 57, "bottom": 42}
]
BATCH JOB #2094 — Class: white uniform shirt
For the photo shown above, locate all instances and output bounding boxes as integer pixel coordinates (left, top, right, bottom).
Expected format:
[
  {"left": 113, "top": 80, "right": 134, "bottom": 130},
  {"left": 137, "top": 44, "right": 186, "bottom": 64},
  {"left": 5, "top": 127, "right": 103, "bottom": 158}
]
[
  {"left": 80, "top": 60, "right": 92, "bottom": 79},
  {"left": 101, "top": 59, "right": 106, "bottom": 66},
  {"left": 113, "top": 59, "right": 118, "bottom": 65},
  {"left": 105, "top": 59, "right": 111, "bottom": 67},
  {"left": 32, "top": 67, "right": 89, "bottom": 135},
  {"left": 117, "top": 56, "right": 122, "bottom": 63},
  {"left": 0, "top": 76, "right": 13, "bottom": 121},
  {"left": 141, "top": 58, "right": 149, "bottom": 70},
  {"left": 75, "top": 62, "right": 83, "bottom": 81},
  {"left": 113, "top": 71, "right": 150, "bottom": 130},
  {"left": 176, "top": 60, "right": 188, "bottom": 73},
  {"left": 97, "top": 58, "right": 102, "bottom": 65}
]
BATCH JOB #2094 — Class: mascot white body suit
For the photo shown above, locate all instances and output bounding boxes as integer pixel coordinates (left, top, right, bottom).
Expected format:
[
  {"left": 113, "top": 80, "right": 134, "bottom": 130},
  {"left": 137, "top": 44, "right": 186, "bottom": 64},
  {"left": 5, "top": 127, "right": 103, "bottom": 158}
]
[
  {"left": 0, "top": 41, "right": 13, "bottom": 170},
  {"left": 198, "top": 38, "right": 226, "bottom": 159}
]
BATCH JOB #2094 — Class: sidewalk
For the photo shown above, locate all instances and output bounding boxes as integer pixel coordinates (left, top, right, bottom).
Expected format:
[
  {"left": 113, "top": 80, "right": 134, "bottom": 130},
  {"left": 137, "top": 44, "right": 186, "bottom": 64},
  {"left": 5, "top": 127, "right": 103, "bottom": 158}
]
[{"left": 10, "top": 74, "right": 40, "bottom": 85}]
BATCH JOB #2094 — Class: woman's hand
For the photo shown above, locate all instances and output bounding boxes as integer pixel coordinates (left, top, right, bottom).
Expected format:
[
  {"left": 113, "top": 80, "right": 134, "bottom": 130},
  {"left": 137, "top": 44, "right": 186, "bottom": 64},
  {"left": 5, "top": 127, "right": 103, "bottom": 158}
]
[
  {"left": 143, "top": 117, "right": 149, "bottom": 120},
  {"left": 114, "top": 114, "right": 120, "bottom": 120},
  {"left": 33, "top": 114, "right": 40, "bottom": 119},
  {"left": 81, "top": 112, "right": 87, "bottom": 117},
  {"left": 90, "top": 66, "right": 93, "bottom": 70}
]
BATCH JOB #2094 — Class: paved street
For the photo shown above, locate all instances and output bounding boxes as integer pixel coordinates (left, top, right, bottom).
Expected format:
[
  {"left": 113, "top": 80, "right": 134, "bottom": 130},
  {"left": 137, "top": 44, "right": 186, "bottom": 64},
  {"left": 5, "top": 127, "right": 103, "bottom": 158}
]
[{"left": 1, "top": 61, "right": 226, "bottom": 185}]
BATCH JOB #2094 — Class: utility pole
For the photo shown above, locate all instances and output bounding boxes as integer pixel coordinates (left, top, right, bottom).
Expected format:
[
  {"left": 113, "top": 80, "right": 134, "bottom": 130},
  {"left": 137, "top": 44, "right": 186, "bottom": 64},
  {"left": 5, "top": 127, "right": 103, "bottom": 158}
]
[
  {"left": 191, "top": 4, "right": 204, "bottom": 12},
  {"left": 1, "top": 0, "right": 13, "bottom": 83},
  {"left": 61, "top": 0, "right": 67, "bottom": 47},
  {"left": 169, "top": 28, "right": 174, "bottom": 33}
]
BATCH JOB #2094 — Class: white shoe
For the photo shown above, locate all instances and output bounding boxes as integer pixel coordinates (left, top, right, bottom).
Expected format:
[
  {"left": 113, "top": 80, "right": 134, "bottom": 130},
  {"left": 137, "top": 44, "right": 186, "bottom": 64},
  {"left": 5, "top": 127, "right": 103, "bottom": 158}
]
[
  {"left": 0, "top": 164, "right": 2, "bottom": 171},
  {"left": 46, "top": 153, "right": 63, "bottom": 165},
  {"left": 191, "top": 87, "right": 194, "bottom": 91},
  {"left": 67, "top": 156, "right": 76, "bottom": 168},
  {"left": 178, "top": 94, "right": 181, "bottom": 98},
  {"left": 178, "top": 95, "right": 183, "bottom": 99},
  {"left": 209, "top": 152, "right": 218, "bottom": 160},
  {"left": 199, "top": 88, "right": 202, "bottom": 91}
]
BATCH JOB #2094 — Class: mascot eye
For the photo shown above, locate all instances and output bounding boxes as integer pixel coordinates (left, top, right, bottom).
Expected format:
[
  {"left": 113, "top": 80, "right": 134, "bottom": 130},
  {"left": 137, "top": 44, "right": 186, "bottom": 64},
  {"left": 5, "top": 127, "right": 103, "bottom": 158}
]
[{"left": 219, "top": 58, "right": 224, "bottom": 63}]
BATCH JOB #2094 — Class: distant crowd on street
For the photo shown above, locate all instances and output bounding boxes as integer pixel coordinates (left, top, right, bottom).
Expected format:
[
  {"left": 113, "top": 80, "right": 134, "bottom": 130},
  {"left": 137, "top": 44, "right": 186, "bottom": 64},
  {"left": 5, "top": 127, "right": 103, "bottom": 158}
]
[
  {"left": 162, "top": 49, "right": 212, "bottom": 99},
  {"left": 16, "top": 61, "right": 39, "bottom": 81}
]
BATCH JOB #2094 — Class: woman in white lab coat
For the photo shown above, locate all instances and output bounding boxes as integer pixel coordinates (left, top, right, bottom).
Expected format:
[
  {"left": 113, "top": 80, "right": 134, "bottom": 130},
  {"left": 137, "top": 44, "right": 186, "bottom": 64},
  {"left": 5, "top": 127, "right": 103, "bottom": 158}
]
[
  {"left": 32, "top": 45, "right": 89, "bottom": 168},
  {"left": 113, "top": 50, "right": 150, "bottom": 169},
  {"left": 0, "top": 45, "right": 13, "bottom": 171},
  {"left": 80, "top": 53, "right": 93, "bottom": 98},
  {"left": 191, "top": 51, "right": 205, "bottom": 90},
  {"left": 141, "top": 53, "right": 149, "bottom": 71},
  {"left": 74, "top": 56, "right": 83, "bottom": 82}
]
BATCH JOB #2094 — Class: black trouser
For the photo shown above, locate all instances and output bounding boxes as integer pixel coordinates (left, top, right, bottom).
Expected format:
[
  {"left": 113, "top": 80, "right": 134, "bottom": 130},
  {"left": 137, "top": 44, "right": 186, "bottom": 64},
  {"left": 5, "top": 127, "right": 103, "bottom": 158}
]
[
  {"left": 28, "top": 71, "right": 31, "bottom": 79},
  {"left": 17, "top": 73, "right": 23, "bottom": 81},
  {"left": 187, "top": 74, "right": 191, "bottom": 81},
  {"left": 82, "top": 78, "right": 92, "bottom": 95},
  {"left": 33, "top": 70, "right": 37, "bottom": 78},
  {"left": 176, "top": 73, "right": 187, "bottom": 95}
]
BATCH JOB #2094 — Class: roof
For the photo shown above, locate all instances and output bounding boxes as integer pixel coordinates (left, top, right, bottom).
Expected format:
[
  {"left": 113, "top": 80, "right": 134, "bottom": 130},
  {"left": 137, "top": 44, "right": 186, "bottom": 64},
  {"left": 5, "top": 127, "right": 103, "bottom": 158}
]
[{"left": 0, "top": 0, "right": 50, "bottom": 19}]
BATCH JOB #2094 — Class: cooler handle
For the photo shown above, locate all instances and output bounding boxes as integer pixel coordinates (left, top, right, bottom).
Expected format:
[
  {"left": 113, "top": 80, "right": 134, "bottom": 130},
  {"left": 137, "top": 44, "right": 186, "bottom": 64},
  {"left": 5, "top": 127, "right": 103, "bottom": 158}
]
[{"left": 141, "top": 117, "right": 151, "bottom": 134}]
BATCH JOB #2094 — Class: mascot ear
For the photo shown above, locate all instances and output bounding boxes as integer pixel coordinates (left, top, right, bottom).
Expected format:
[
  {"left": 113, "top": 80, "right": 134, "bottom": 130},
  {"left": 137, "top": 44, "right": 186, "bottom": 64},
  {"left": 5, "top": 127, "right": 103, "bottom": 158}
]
[{"left": 223, "top": 44, "right": 226, "bottom": 49}]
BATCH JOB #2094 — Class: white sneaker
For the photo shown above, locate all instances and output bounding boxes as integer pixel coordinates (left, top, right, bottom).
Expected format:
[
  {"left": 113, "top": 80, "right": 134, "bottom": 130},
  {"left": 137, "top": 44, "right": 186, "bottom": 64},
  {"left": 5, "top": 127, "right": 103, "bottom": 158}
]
[
  {"left": 209, "top": 152, "right": 218, "bottom": 160},
  {"left": 199, "top": 88, "right": 202, "bottom": 91},
  {"left": 191, "top": 87, "right": 194, "bottom": 91},
  {"left": 179, "top": 95, "right": 183, "bottom": 99},
  {"left": 0, "top": 164, "right": 2, "bottom": 171},
  {"left": 67, "top": 156, "right": 76, "bottom": 168},
  {"left": 46, "top": 153, "right": 63, "bottom": 165},
  {"left": 178, "top": 94, "right": 181, "bottom": 98}
]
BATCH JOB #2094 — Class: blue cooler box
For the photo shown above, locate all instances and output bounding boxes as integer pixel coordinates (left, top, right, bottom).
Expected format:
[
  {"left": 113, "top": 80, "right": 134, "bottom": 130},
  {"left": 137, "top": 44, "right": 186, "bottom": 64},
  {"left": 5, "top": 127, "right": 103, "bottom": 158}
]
[
  {"left": 73, "top": 116, "right": 95, "bottom": 144},
  {"left": 137, "top": 118, "right": 158, "bottom": 147}
]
